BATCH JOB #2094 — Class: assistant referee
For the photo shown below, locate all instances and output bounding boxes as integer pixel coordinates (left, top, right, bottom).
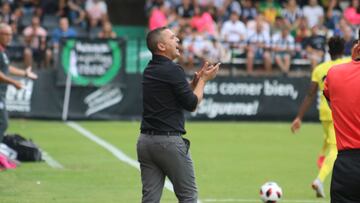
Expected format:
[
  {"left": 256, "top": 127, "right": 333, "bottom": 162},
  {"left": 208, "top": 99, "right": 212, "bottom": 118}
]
[
  {"left": 324, "top": 39, "right": 360, "bottom": 203},
  {"left": 137, "top": 27, "right": 219, "bottom": 203}
]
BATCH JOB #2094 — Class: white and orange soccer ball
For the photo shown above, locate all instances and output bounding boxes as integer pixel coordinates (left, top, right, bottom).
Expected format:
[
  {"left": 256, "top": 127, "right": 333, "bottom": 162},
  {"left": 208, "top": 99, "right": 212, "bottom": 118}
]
[{"left": 260, "top": 181, "right": 283, "bottom": 203}]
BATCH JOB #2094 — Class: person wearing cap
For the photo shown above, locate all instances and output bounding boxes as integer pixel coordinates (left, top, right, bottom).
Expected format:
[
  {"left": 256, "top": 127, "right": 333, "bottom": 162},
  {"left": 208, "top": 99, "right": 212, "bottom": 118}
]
[{"left": 137, "top": 27, "right": 220, "bottom": 203}]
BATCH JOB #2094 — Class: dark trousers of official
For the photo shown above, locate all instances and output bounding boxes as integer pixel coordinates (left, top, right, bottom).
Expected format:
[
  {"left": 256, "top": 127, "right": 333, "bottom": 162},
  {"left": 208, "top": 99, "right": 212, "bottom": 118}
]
[
  {"left": 137, "top": 133, "right": 197, "bottom": 203},
  {"left": 0, "top": 98, "right": 8, "bottom": 142},
  {"left": 331, "top": 150, "right": 360, "bottom": 203}
]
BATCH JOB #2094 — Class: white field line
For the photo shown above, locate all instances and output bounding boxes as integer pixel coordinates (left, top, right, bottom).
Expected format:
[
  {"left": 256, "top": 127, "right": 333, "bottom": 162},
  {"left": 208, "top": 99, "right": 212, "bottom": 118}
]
[
  {"left": 65, "top": 122, "right": 176, "bottom": 193},
  {"left": 41, "top": 150, "right": 64, "bottom": 169},
  {"left": 202, "top": 199, "right": 328, "bottom": 203}
]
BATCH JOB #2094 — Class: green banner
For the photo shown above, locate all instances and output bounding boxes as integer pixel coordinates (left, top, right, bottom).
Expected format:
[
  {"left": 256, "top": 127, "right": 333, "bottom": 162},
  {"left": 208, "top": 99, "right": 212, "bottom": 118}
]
[{"left": 60, "top": 38, "right": 124, "bottom": 86}]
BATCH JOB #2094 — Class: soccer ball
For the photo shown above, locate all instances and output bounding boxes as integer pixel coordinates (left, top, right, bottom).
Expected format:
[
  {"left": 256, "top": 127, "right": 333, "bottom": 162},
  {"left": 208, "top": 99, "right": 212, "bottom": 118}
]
[{"left": 260, "top": 181, "right": 283, "bottom": 203}]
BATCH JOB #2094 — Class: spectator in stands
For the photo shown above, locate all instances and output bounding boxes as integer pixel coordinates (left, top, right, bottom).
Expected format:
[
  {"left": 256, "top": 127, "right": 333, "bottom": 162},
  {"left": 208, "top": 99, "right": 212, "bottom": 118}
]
[
  {"left": 51, "top": 17, "right": 77, "bottom": 50},
  {"left": 220, "top": 11, "right": 247, "bottom": 49},
  {"left": 247, "top": 14, "right": 270, "bottom": 36},
  {"left": 23, "top": 16, "right": 49, "bottom": 68},
  {"left": 59, "top": 0, "right": 86, "bottom": 27},
  {"left": 272, "top": 26, "right": 295, "bottom": 75},
  {"left": 281, "top": 0, "right": 303, "bottom": 32},
  {"left": 190, "top": 6, "right": 217, "bottom": 36},
  {"left": 0, "top": 2, "right": 13, "bottom": 25},
  {"left": 175, "top": 0, "right": 194, "bottom": 26},
  {"left": 148, "top": 2, "right": 168, "bottom": 31},
  {"left": 305, "top": 25, "right": 326, "bottom": 69},
  {"left": 39, "top": 0, "right": 59, "bottom": 16},
  {"left": 343, "top": 25, "right": 355, "bottom": 56},
  {"left": 216, "top": 0, "right": 241, "bottom": 23},
  {"left": 303, "top": 0, "right": 324, "bottom": 28},
  {"left": 85, "top": 0, "right": 108, "bottom": 28},
  {"left": 240, "top": 0, "right": 257, "bottom": 23},
  {"left": 343, "top": 0, "right": 360, "bottom": 26},
  {"left": 324, "top": 0, "right": 343, "bottom": 30},
  {"left": 246, "top": 19, "right": 272, "bottom": 74},
  {"left": 258, "top": 0, "right": 282, "bottom": 25},
  {"left": 98, "top": 21, "right": 116, "bottom": 39}
]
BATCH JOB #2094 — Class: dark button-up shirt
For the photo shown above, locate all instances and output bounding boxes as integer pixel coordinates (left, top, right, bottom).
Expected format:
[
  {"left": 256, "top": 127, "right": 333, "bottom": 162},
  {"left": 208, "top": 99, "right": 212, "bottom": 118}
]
[{"left": 140, "top": 54, "right": 198, "bottom": 134}]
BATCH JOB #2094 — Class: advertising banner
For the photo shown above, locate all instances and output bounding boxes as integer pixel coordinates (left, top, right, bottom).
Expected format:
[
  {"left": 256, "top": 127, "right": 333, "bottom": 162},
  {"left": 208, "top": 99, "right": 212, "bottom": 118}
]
[{"left": 57, "top": 38, "right": 126, "bottom": 86}]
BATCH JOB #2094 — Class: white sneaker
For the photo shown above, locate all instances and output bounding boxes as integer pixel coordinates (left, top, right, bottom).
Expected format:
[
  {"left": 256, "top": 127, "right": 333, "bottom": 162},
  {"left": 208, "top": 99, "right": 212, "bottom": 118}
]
[{"left": 312, "top": 178, "right": 326, "bottom": 198}]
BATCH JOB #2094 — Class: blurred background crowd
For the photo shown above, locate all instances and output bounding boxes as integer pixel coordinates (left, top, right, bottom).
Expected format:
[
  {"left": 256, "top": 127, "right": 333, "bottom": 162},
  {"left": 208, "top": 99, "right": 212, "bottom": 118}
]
[
  {"left": 0, "top": 0, "right": 115, "bottom": 69},
  {"left": 146, "top": 0, "right": 360, "bottom": 75}
]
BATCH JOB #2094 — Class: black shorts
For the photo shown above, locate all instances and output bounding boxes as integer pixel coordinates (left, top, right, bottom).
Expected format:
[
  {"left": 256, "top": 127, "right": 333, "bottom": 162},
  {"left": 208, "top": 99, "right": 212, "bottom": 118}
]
[{"left": 331, "top": 149, "right": 360, "bottom": 203}]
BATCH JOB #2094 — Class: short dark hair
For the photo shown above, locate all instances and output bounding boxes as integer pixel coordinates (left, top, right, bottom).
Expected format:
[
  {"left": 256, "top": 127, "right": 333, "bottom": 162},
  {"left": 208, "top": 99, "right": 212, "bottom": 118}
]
[
  {"left": 146, "top": 27, "right": 168, "bottom": 53},
  {"left": 328, "top": 36, "right": 345, "bottom": 56},
  {"left": 353, "top": 39, "right": 359, "bottom": 47}
]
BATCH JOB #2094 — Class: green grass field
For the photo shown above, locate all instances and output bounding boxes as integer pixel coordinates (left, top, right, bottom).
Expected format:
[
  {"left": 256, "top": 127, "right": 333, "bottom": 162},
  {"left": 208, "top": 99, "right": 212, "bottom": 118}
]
[{"left": 0, "top": 120, "right": 330, "bottom": 203}]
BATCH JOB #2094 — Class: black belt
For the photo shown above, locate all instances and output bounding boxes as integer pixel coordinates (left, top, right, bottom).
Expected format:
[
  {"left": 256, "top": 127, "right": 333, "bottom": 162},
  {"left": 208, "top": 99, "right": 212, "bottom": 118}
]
[{"left": 141, "top": 130, "right": 182, "bottom": 136}]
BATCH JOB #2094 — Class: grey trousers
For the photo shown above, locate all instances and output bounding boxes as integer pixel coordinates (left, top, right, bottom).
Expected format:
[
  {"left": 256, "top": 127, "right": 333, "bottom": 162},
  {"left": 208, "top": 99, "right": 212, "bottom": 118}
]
[
  {"left": 0, "top": 98, "right": 8, "bottom": 142},
  {"left": 137, "top": 133, "right": 197, "bottom": 203}
]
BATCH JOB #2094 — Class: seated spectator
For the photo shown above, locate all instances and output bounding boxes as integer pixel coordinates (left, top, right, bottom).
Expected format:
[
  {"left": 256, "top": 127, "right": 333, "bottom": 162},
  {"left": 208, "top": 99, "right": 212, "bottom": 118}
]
[
  {"left": 175, "top": 0, "right": 194, "bottom": 26},
  {"left": 51, "top": 17, "right": 77, "bottom": 49},
  {"left": 220, "top": 11, "right": 247, "bottom": 49},
  {"left": 216, "top": 0, "right": 241, "bottom": 23},
  {"left": 303, "top": 0, "right": 324, "bottom": 28},
  {"left": 281, "top": 0, "right": 303, "bottom": 31},
  {"left": 247, "top": 14, "right": 270, "bottom": 36},
  {"left": 324, "top": 0, "right": 343, "bottom": 30},
  {"left": 98, "top": 21, "right": 116, "bottom": 39},
  {"left": 343, "top": 0, "right": 360, "bottom": 26},
  {"left": 148, "top": 2, "right": 168, "bottom": 31},
  {"left": 272, "top": 26, "right": 295, "bottom": 75},
  {"left": 0, "top": 2, "right": 13, "bottom": 24},
  {"left": 23, "top": 16, "right": 50, "bottom": 68},
  {"left": 258, "top": 0, "right": 282, "bottom": 25},
  {"left": 59, "top": 0, "right": 86, "bottom": 27},
  {"left": 342, "top": 25, "right": 355, "bottom": 56},
  {"left": 304, "top": 25, "right": 326, "bottom": 69},
  {"left": 85, "top": 0, "right": 108, "bottom": 28},
  {"left": 246, "top": 20, "right": 272, "bottom": 74},
  {"left": 240, "top": 0, "right": 257, "bottom": 23},
  {"left": 190, "top": 6, "right": 217, "bottom": 36}
]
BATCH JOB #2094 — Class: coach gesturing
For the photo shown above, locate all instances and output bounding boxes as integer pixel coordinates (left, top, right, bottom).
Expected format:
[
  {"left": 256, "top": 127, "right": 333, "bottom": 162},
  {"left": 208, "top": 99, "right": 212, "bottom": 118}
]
[{"left": 137, "top": 26, "right": 219, "bottom": 203}]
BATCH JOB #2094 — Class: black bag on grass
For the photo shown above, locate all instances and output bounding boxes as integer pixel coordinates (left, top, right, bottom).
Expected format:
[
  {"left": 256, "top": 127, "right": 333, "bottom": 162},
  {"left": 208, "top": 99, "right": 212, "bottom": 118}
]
[{"left": 2, "top": 134, "right": 42, "bottom": 162}]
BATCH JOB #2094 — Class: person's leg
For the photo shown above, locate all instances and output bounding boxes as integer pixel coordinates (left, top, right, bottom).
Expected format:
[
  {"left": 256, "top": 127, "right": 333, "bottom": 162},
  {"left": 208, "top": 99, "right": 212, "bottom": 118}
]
[
  {"left": 263, "top": 51, "right": 272, "bottom": 73},
  {"left": 331, "top": 153, "right": 360, "bottom": 203},
  {"left": 0, "top": 98, "right": 8, "bottom": 142},
  {"left": 312, "top": 121, "right": 337, "bottom": 198},
  {"left": 156, "top": 136, "right": 198, "bottom": 203},
  {"left": 317, "top": 121, "right": 337, "bottom": 182},
  {"left": 283, "top": 54, "right": 291, "bottom": 73},
  {"left": 24, "top": 48, "right": 33, "bottom": 68},
  {"left": 246, "top": 48, "right": 255, "bottom": 74},
  {"left": 137, "top": 134, "right": 165, "bottom": 203},
  {"left": 275, "top": 54, "right": 285, "bottom": 72}
]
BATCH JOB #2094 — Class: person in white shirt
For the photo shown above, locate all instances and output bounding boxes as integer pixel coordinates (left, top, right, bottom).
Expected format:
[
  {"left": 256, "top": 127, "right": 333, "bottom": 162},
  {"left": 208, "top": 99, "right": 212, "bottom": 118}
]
[
  {"left": 246, "top": 20, "right": 272, "bottom": 74},
  {"left": 302, "top": 0, "right": 324, "bottom": 28},
  {"left": 272, "top": 26, "right": 295, "bottom": 75},
  {"left": 220, "top": 11, "right": 247, "bottom": 49}
]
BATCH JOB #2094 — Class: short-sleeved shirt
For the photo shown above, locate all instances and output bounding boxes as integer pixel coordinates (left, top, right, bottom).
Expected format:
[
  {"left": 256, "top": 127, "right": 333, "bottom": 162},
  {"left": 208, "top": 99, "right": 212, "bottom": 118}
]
[
  {"left": 324, "top": 60, "right": 360, "bottom": 150},
  {"left": 312, "top": 57, "right": 351, "bottom": 121},
  {"left": 0, "top": 49, "right": 9, "bottom": 98},
  {"left": 140, "top": 55, "right": 198, "bottom": 134}
]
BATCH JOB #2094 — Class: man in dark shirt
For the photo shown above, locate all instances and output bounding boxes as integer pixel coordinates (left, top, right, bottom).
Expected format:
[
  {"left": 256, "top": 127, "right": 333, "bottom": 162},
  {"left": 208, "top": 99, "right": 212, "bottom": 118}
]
[
  {"left": 0, "top": 23, "right": 37, "bottom": 142},
  {"left": 137, "top": 27, "right": 220, "bottom": 203}
]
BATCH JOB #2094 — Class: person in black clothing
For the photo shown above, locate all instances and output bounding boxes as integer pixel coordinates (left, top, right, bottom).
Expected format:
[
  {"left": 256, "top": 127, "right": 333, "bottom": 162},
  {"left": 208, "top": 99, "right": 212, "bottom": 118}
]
[
  {"left": 0, "top": 23, "right": 37, "bottom": 142},
  {"left": 137, "top": 26, "right": 220, "bottom": 203}
]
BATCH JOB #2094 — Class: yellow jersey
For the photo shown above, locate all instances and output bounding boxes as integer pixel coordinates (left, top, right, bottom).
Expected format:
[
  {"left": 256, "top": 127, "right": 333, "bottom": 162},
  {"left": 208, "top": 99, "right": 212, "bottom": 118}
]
[{"left": 311, "top": 57, "right": 351, "bottom": 121}]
